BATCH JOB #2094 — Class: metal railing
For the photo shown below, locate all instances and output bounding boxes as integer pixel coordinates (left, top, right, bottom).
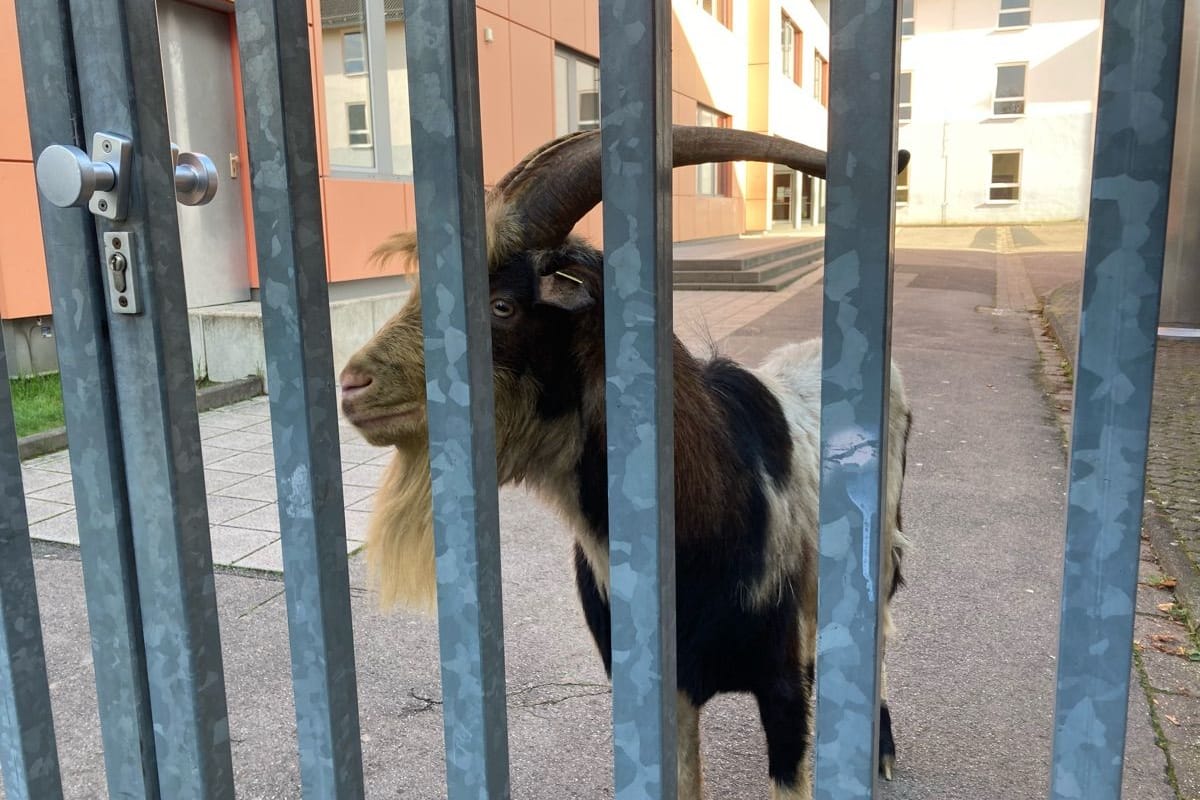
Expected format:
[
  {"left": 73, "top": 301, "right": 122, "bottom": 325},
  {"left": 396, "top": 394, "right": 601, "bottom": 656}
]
[{"left": 0, "top": 0, "right": 1186, "bottom": 798}]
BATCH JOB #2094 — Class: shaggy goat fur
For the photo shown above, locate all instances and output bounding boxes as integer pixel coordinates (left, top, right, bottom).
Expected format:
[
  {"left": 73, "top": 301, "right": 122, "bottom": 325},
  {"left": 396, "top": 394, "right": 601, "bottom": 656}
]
[{"left": 342, "top": 236, "right": 912, "bottom": 799}]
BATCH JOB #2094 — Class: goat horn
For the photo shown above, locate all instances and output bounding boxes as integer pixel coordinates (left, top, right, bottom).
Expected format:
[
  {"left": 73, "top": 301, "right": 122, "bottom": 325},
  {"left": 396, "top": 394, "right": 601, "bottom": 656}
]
[{"left": 490, "top": 124, "right": 910, "bottom": 255}]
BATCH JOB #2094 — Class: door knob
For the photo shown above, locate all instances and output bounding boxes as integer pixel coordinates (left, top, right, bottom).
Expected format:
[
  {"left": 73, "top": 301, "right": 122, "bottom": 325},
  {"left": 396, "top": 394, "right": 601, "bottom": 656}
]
[
  {"left": 35, "top": 132, "right": 132, "bottom": 220},
  {"left": 171, "top": 144, "right": 219, "bottom": 206}
]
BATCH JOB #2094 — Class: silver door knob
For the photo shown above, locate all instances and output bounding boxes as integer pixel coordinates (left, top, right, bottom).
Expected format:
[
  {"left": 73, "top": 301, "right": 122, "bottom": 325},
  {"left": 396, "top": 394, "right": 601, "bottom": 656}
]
[
  {"left": 34, "top": 132, "right": 132, "bottom": 220},
  {"left": 35, "top": 145, "right": 115, "bottom": 208},
  {"left": 171, "top": 144, "right": 219, "bottom": 206}
]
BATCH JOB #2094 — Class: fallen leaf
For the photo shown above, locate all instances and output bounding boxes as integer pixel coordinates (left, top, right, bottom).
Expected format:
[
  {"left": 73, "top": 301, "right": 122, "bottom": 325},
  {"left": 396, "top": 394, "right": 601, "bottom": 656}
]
[
  {"left": 1157, "top": 602, "right": 1177, "bottom": 613},
  {"left": 1165, "top": 715, "right": 1181, "bottom": 726}
]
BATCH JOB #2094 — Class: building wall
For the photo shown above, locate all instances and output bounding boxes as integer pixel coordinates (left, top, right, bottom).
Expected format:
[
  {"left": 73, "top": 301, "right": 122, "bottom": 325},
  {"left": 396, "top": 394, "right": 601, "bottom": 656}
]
[
  {"left": 897, "top": 0, "right": 1103, "bottom": 225},
  {"left": 0, "top": 0, "right": 832, "bottom": 337}
]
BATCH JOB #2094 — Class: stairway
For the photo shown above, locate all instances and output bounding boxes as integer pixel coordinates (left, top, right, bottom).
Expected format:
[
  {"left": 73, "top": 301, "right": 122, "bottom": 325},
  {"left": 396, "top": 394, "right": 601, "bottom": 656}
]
[{"left": 671, "top": 235, "right": 824, "bottom": 292}]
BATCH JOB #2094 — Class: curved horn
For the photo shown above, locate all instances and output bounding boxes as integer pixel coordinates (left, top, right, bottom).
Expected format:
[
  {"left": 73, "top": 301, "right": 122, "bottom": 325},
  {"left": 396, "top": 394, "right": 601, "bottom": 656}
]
[{"left": 489, "top": 124, "right": 909, "bottom": 255}]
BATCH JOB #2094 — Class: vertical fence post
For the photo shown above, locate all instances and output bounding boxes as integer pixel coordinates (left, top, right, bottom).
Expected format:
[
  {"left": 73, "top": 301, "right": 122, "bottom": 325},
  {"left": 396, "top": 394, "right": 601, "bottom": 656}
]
[
  {"left": 234, "top": 2, "right": 366, "bottom": 798},
  {"left": 62, "top": 0, "right": 235, "bottom": 795},
  {"left": 14, "top": 1, "right": 160, "bottom": 796},
  {"left": 403, "top": 2, "right": 511, "bottom": 797},
  {"left": 598, "top": 1, "right": 677, "bottom": 798},
  {"left": 1050, "top": 2, "right": 1185, "bottom": 797},
  {"left": 815, "top": 1, "right": 901, "bottom": 798},
  {"left": 0, "top": 342, "right": 63, "bottom": 800}
]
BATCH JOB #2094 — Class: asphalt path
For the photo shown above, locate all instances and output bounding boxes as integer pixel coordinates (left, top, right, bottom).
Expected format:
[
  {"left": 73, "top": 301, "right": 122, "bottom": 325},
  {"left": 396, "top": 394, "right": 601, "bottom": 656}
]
[{"left": 12, "top": 245, "right": 1172, "bottom": 799}]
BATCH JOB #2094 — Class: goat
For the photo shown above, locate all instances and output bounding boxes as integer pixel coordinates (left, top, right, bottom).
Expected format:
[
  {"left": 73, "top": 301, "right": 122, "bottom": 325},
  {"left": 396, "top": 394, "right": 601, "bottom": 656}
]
[{"left": 340, "top": 125, "right": 913, "bottom": 799}]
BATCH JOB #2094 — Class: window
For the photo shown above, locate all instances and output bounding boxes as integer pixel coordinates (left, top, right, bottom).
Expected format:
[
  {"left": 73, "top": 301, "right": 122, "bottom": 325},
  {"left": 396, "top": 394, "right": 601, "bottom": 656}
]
[
  {"left": 347, "top": 103, "right": 371, "bottom": 148},
  {"left": 782, "top": 15, "right": 802, "bottom": 84},
  {"left": 993, "top": 63, "right": 1027, "bottom": 115},
  {"left": 814, "top": 53, "right": 829, "bottom": 106},
  {"left": 989, "top": 151, "right": 1021, "bottom": 201},
  {"left": 898, "top": 72, "right": 912, "bottom": 122},
  {"left": 342, "top": 31, "right": 365, "bottom": 75},
  {"left": 901, "top": 0, "right": 915, "bottom": 36},
  {"left": 694, "top": 0, "right": 731, "bottom": 28},
  {"left": 555, "top": 49, "right": 601, "bottom": 136},
  {"left": 998, "top": 0, "right": 1031, "bottom": 28},
  {"left": 896, "top": 161, "right": 910, "bottom": 204},
  {"left": 696, "top": 106, "right": 732, "bottom": 196},
  {"left": 321, "top": 0, "right": 409, "bottom": 175}
]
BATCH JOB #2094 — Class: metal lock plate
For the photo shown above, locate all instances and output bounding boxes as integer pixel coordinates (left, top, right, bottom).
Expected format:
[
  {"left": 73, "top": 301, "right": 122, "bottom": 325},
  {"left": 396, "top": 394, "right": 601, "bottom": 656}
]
[
  {"left": 102, "top": 232, "right": 140, "bottom": 314},
  {"left": 89, "top": 132, "right": 132, "bottom": 220}
]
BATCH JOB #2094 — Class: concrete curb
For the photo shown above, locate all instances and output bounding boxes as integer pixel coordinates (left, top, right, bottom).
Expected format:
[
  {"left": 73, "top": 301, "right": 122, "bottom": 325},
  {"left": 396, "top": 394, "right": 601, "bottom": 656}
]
[
  {"left": 17, "top": 374, "right": 263, "bottom": 462},
  {"left": 1040, "top": 280, "right": 1200, "bottom": 620}
]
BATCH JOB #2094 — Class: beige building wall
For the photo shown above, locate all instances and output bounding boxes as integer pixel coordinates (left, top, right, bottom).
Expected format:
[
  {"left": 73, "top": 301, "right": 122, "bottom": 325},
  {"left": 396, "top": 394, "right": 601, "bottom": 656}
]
[{"left": 897, "top": 0, "right": 1103, "bottom": 224}]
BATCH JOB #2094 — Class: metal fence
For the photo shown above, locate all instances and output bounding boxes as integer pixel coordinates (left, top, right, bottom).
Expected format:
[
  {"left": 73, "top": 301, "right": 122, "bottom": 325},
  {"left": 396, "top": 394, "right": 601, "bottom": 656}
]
[{"left": 0, "top": 0, "right": 1185, "bottom": 798}]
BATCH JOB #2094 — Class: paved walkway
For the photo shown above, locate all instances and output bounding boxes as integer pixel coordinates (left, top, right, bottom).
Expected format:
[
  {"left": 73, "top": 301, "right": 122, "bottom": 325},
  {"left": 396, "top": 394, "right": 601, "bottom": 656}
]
[{"left": 12, "top": 226, "right": 1195, "bottom": 799}]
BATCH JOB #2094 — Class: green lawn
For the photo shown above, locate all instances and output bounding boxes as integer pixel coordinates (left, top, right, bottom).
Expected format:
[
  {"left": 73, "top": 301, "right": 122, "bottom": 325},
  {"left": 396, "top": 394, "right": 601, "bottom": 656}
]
[{"left": 9, "top": 373, "right": 65, "bottom": 438}]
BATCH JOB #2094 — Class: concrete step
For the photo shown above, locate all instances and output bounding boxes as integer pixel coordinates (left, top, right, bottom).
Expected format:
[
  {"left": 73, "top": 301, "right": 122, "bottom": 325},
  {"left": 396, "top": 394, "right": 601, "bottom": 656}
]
[
  {"left": 673, "top": 248, "right": 822, "bottom": 285},
  {"left": 672, "top": 237, "right": 823, "bottom": 272},
  {"left": 674, "top": 258, "right": 823, "bottom": 292}
]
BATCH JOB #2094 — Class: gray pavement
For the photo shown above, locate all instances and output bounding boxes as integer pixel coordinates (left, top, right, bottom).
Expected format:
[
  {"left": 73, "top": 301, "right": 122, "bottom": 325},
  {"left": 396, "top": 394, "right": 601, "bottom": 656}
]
[{"left": 8, "top": 230, "right": 1185, "bottom": 798}]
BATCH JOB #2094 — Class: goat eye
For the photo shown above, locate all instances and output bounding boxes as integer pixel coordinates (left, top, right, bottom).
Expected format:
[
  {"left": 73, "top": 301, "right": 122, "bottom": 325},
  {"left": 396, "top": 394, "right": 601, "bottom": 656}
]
[{"left": 491, "top": 298, "right": 515, "bottom": 318}]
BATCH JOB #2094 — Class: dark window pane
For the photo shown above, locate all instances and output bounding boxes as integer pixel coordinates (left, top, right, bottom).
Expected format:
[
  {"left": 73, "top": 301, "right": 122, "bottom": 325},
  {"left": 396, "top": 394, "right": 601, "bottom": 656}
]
[
  {"left": 995, "top": 64, "right": 1026, "bottom": 98},
  {"left": 343, "top": 32, "right": 364, "bottom": 73},
  {"left": 899, "top": 72, "right": 912, "bottom": 103},
  {"left": 993, "top": 98, "right": 1026, "bottom": 115},
  {"left": 347, "top": 103, "right": 367, "bottom": 130},
  {"left": 991, "top": 152, "right": 1020, "bottom": 183},
  {"left": 990, "top": 185, "right": 1019, "bottom": 200},
  {"left": 999, "top": 10, "right": 1031, "bottom": 26},
  {"left": 902, "top": 19, "right": 915, "bottom": 35},
  {"left": 1000, "top": 0, "right": 1028, "bottom": 9}
]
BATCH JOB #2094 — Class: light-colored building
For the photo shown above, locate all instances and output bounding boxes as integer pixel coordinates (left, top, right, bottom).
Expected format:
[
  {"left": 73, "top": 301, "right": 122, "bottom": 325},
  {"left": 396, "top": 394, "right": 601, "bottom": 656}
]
[
  {"left": 895, "top": 0, "right": 1104, "bottom": 225},
  {"left": 1, "top": 0, "right": 833, "bottom": 378}
]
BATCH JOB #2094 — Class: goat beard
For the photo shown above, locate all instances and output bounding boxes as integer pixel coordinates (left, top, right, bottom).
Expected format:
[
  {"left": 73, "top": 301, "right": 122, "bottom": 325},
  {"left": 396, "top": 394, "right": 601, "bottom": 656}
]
[{"left": 366, "top": 442, "right": 437, "bottom": 612}]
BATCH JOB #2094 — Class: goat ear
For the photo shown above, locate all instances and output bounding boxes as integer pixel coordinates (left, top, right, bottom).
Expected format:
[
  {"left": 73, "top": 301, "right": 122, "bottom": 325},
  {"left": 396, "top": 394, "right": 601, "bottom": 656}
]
[{"left": 536, "top": 270, "right": 594, "bottom": 312}]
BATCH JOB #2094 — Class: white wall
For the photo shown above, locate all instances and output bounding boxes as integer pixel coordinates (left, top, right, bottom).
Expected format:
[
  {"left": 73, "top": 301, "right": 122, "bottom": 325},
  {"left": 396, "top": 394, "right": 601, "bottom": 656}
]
[{"left": 896, "top": 0, "right": 1102, "bottom": 224}]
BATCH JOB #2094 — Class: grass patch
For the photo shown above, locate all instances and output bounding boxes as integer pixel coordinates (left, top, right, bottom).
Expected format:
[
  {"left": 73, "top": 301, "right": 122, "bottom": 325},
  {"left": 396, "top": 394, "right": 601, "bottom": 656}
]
[
  {"left": 10, "top": 374, "right": 224, "bottom": 439},
  {"left": 9, "top": 373, "right": 65, "bottom": 438}
]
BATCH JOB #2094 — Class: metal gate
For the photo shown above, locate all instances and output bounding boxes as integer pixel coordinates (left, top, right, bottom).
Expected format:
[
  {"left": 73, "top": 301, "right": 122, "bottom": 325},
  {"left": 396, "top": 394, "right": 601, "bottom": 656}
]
[{"left": 0, "top": 1, "right": 1185, "bottom": 799}]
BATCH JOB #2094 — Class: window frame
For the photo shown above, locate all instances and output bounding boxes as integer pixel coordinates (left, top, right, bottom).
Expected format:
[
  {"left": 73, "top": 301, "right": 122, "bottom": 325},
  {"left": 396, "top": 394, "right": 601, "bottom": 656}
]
[
  {"left": 320, "top": 0, "right": 399, "bottom": 178},
  {"left": 342, "top": 30, "right": 366, "bottom": 76},
  {"left": 901, "top": 0, "right": 915, "bottom": 36},
  {"left": 554, "top": 47, "right": 602, "bottom": 137},
  {"left": 347, "top": 102, "right": 372, "bottom": 148},
  {"left": 898, "top": 71, "right": 912, "bottom": 122},
  {"left": 992, "top": 62, "right": 1028, "bottom": 116},
  {"left": 782, "top": 14, "right": 803, "bottom": 85},
  {"left": 998, "top": 0, "right": 1032, "bottom": 29},
  {"left": 989, "top": 150, "right": 1022, "bottom": 202},
  {"left": 696, "top": 106, "right": 733, "bottom": 197},
  {"left": 694, "top": 0, "right": 732, "bottom": 29},
  {"left": 813, "top": 52, "right": 829, "bottom": 107}
]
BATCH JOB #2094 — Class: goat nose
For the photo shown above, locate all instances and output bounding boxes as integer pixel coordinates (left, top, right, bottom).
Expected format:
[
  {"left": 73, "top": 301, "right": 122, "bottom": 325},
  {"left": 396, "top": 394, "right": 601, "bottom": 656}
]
[{"left": 340, "top": 369, "right": 373, "bottom": 397}]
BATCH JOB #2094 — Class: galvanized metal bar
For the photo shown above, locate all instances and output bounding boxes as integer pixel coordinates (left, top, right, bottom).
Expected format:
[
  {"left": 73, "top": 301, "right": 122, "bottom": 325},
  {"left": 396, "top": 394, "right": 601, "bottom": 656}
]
[
  {"left": 1050, "top": 2, "right": 1185, "bottom": 797},
  {"left": 14, "top": 1, "right": 159, "bottom": 796},
  {"left": 0, "top": 343, "right": 63, "bottom": 800},
  {"left": 814, "top": 1, "right": 901, "bottom": 798},
  {"left": 234, "top": 2, "right": 366, "bottom": 797},
  {"left": 66, "top": 0, "right": 234, "bottom": 796},
  {"left": 403, "top": 1, "right": 511, "bottom": 797},
  {"left": 598, "top": 1, "right": 678, "bottom": 797}
]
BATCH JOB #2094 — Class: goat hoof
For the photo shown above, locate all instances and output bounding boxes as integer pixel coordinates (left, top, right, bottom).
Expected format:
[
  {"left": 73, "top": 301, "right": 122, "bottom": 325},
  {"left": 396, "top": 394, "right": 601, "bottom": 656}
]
[{"left": 880, "top": 755, "right": 895, "bottom": 781}]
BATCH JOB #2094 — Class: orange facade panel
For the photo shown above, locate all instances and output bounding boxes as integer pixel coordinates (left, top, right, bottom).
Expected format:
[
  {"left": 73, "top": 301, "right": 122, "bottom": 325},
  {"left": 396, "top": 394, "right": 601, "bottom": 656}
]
[
  {"left": 322, "top": 176, "right": 416, "bottom": 283},
  {"left": 478, "top": 10, "right": 516, "bottom": 184},
  {"left": 0, "top": 0, "right": 32, "bottom": 161},
  {"left": 0, "top": 162, "right": 50, "bottom": 318}
]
